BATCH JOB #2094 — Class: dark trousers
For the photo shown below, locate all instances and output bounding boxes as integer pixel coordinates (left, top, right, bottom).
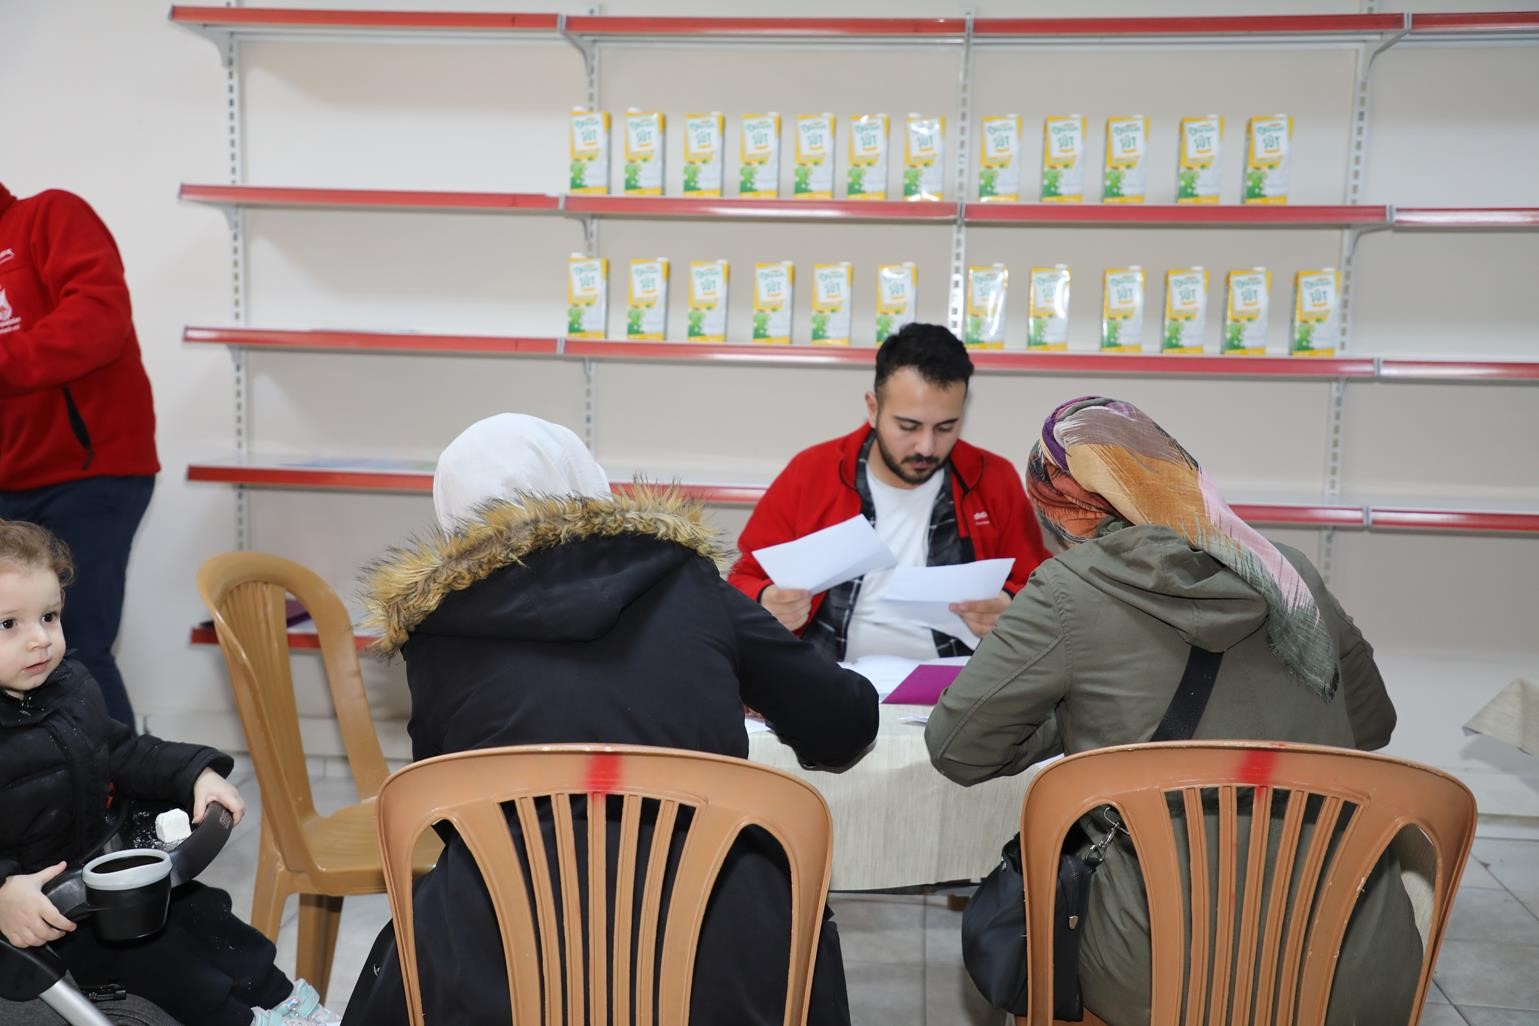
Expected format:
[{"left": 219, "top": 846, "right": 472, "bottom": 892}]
[
  {"left": 55, "top": 882, "right": 292, "bottom": 1026},
  {"left": 0, "top": 475, "right": 154, "bottom": 727}
]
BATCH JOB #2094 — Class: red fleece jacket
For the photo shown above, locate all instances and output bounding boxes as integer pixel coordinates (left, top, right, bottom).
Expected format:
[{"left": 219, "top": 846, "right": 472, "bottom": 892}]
[
  {"left": 0, "top": 184, "right": 158, "bottom": 490},
  {"left": 728, "top": 424, "right": 1051, "bottom": 627}
]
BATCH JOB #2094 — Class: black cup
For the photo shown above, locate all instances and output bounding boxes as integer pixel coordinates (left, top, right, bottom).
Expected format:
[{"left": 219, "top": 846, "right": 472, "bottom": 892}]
[{"left": 81, "top": 849, "right": 172, "bottom": 942}]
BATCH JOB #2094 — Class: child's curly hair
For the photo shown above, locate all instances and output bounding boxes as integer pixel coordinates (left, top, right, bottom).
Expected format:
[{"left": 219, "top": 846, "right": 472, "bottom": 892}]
[{"left": 0, "top": 519, "right": 75, "bottom": 587}]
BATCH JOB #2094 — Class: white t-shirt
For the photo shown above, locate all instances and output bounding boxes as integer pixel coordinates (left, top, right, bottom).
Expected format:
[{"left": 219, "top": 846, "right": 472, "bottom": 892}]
[{"left": 843, "top": 464, "right": 947, "bottom": 661}]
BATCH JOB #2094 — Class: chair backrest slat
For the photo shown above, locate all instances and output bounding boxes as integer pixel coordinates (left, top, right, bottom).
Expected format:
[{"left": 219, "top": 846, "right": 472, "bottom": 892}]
[
  {"left": 1017, "top": 742, "right": 1476, "bottom": 1026},
  {"left": 376, "top": 745, "right": 833, "bottom": 1026}
]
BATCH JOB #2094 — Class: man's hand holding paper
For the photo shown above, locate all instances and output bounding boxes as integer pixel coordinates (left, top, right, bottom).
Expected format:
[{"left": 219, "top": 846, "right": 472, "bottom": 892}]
[{"left": 878, "top": 557, "right": 1014, "bottom": 648}]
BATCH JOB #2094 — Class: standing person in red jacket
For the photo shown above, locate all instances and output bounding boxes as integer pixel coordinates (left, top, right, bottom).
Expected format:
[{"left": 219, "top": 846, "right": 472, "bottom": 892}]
[
  {"left": 0, "top": 183, "right": 158, "bottom": 727},
  {"left": 729, "top": 323, "right": 1051, "bottom": 662}
]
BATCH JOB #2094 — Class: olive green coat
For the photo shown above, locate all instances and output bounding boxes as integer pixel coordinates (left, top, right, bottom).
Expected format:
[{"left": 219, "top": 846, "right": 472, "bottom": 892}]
[{"left": 926, "top": 525, "right": 1420, "bottom": 1026}]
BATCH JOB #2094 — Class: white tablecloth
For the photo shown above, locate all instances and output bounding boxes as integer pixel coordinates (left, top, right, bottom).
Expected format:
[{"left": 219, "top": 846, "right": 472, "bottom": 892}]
[{"left": 748, "top": 704, "right": 1029, "bottom": 891}]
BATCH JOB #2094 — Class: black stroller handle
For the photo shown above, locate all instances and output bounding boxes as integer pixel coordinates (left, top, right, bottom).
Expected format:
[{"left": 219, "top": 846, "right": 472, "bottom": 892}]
[{"left": 40, "top": 802, "right": 235, "bottom": 921}]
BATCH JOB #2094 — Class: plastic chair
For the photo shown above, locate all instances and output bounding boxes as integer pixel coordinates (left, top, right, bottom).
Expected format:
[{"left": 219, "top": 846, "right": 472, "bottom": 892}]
[
  {"left": 375, "top": 744, "right": 835, "bottom": 1026},
  {"left": 196, "top": 551, "right": 440, "bottom": 1000},
  {"left": 1013, "top": 740, "right": 1476, "bottom": 1026}
]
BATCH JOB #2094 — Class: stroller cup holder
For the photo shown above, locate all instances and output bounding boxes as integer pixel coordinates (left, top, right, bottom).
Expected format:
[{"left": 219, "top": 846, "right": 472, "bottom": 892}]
[{"left": 0, "top": 802, "right": 235, "bottom": 1024}]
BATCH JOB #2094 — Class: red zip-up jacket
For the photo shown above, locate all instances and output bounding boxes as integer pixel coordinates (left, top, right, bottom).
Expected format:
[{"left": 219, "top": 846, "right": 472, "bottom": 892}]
[
  {"left": 728, "top": 424, "right": 1051, "bottom": 629},
  {"left": 0, "top": 184, "right": 158, "bottom": 491}
]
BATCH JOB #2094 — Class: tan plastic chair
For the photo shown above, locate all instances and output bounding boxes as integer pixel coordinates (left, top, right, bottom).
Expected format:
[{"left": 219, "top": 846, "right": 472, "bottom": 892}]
[
  {"left": 1013, "top": 740, "right": 1476, "bottom": 1026},
  {"left": 196, "top": 551, "right": 440, "bottom": 999},
  {"left": 375, "top": 743, "right": 835, "bottom": 1026}
]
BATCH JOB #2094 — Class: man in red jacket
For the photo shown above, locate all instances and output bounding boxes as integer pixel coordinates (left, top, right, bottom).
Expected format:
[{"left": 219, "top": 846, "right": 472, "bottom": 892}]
[
  {"left": 729, "top": 323, "right": 1050, "bottom": 662},
  {"left": 0, "top": 183, "right": 159, "bottom": 726}
]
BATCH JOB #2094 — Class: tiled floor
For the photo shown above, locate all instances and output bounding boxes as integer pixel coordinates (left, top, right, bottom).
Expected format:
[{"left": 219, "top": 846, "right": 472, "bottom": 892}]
[{"left": 203, "top": 767, "right": 1539, "bottom": 1025}]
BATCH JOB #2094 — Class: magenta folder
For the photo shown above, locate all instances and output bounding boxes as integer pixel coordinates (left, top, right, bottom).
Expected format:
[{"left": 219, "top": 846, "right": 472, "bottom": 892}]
[{"left": 882, "top": 664, "right": 965, "bottom": 706}]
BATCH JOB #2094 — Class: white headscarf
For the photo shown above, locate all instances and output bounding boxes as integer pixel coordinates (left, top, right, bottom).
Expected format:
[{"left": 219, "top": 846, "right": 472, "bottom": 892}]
[{"left": 432, "top": 414, "right": 611, "bottom": 531}]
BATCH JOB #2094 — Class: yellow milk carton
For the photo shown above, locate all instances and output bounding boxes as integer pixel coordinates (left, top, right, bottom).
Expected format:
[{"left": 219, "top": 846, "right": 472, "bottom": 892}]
[
  {"left": 683, "top": 112, "right": 724, "bottom": 198},
  {"left": 1245, "top": 115, "right": 1293, "bottom": 204},
  {"left": 1176, "top": 116, "right": 1224, "bottom": 204},
  {"left": 687, "top": 260, "right": 730, "bottom": 342},
  {"left": 875, "top": 263, "right": 917, "bottom": 343},
  {"left": 794, "top": 114, "right": 836, "bottom": 199},
  {"left": 904, "top": 114, "right": 945, "bottom": 201},
  {"left": 1162, "top": 267, "right": 1209, "bottom": 353},
  {"left": 1291, "top": 269, "right": 1341, "bottom": 356},
  {"left": 752, "top": 261, "right": 795, "bottom": 344},
  {"left": 626, "top": 258, "right": 669, "bottom": 340},
  {"left": 1101, "top": 267, "right": 1145, "bottom": 352},
  {"left": 569, "top": 109, "right": 610, "bottom": 195},
  {"left": 566, "top": 254, "right": 608, "bottom": 340},
  {"left": 965, "top": 264, "right": 1008, "bottom": 349},
  {"left": 1223, "top": 268, "right": 1270, "bottom": 354},
  {"left": 1041, "top": 115, "right": 1085, "bottom": 203},
  {"left": 623, "top": 110, "right": 665, "bottom": 196},
  {"left": 811, "top": 262, "right": 853, "bottom": 345},
  {"left": 1103, "top": 115, "right": 1149, "bottom": 203},
  {"left": 739, "top": 113, "right": 781, "bottom": 199},
  {"left": 978, "top": 115, "right": 1022, "bottom": 203},
  {"left": 1027, "top": 265, "right": 1071, "bottom": 351},
  {"left": 847, "top": 114, "right": 889, "bottom": 200}
]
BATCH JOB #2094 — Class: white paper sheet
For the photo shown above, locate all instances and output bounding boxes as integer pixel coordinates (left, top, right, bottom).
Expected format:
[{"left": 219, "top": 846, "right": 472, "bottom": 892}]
[
  {"left": 878, "top": 558, "right": 1014, "bottom": 649},
  {"left": 743, "top": 716, "right": 774, "bottom": 735},
  {"left": 753, "top": 514, "right": 898, "bottom": 595}
]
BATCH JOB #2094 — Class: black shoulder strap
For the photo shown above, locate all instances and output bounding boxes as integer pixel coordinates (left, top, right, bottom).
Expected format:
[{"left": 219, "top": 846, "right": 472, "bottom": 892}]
[{"left": 1150, "top": 647, "right": 1224, "bottom": 743}]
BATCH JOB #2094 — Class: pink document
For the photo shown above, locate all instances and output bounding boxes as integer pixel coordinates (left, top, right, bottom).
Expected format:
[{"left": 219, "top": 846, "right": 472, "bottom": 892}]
[{"left": 881, "top": 664, "right": 965, "bottom": 706}]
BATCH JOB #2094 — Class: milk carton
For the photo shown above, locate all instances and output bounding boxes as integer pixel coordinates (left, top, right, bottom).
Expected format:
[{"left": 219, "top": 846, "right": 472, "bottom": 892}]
[
  {"left": 739, "top": 114, "right": 781, "bottom": 199},
  {"left": 1223, "top": 268, "right": 1270, "bottom": 354},
  {"left": 794, "top": 114, "right": 836, "bottom": 199},
  {"left": 875, "top": 263, "right": 917, "bottom": 343},
  {"left": 978, "top": 115, "right": 1022, "bottom": 202},
  {"left": 626, "top": 258, "right": 669, "bottom": 340},
  {"left": 752, "top": 261, "right": 795, "bottom": 344},
  {"left": 965, "top": 264, "right": 1008, "bottom": 349},
  {"left": 1245, "top": 115, "right": 1293, "bottom": 204},
  {"left": 1027, "top": 265, "right": 1071, "bottom": 351},
  {"left": 683, "top": 112, "right": 724, "bottom": 198},
  {"left": 847, "top": 114, "right": 890, "bottom": 200},
  {"left": 1162, "top": 267, "right": 1209, "bottom": 353},
  {"left": 1101, "top": 267, "right": 1145, "bottom": 353},
  {"left": 1041, "top": 115, "right": 1085, "bottom": 203},
  {"left": 810, "top": 262, "right": 853, "bottom": 345},
  {"left": 623, "top": 110, "right": 665, "bottom": 196},
  {"left": 687, "top": 260, "right": 730, "bottom": 342},
  {"left": 904, "top": 114, "right": 945, "bottom": 201},
  {"left": 1176, "top": 116, "right": 1224, "bottom": 204},
  {"left": 1103, "top": 115, "right": 1149, "bottom": 203},
  {"left": 1291, "top": 269, "right": 1341, "bottom": 356},
  {"left": 566, "top": 255, "right": 608, "bottom": 340},
  {"left": 569, "top": 109, "right": 610, "bottom": 195}
]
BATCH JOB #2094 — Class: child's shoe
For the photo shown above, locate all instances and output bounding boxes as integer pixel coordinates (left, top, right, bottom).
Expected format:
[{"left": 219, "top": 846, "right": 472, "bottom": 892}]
[{"left": 252, "top": 979, "right": 342, "bottom": 1025}]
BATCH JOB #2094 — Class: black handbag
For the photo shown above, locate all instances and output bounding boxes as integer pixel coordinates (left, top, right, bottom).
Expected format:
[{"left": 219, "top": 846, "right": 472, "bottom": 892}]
[{"left": 960, "top": 646, "right": 1224, "bottom": 1019}]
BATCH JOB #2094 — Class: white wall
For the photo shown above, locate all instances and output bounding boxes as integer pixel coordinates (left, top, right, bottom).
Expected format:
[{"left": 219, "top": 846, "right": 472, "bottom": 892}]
[{"left": 3, "top": 0, "right": 1535, "bottom": 815}]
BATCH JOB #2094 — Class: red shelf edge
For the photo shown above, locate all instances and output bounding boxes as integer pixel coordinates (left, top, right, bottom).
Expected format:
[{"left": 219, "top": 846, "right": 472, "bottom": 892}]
[
  {"left": 178, "top": 184, "right": 561, "bottom": 212},
  {"left": 1370, "top": 509, "right": 1539, "bottom": 534},
  {"left": 564, "top": 339, "right": 878, "bottom": 366},
  {"left": 1377, "top": 359, "right": 1539, "bottom": 382},
  {"left": 968, "top": 352, "right": 1376, "bottom": 378},
  {"left": 169, "top": 6, "right": 561, "bottom": 31},
  {"left": 1231, "top": 504, "right": 1367, "bottom": 528},
  {"left": 184, "top": 326, "right": 561, "bottom": 356},
  {"left": 973, "top": 13, "right": 1404, "bottom": 36},
  {"left": 965, "top": 203, "right": 1389, "bottom": 227},
  {"left": 189, "top": 624, "right": 374, "bottom": 652},
  {"left": 1394, "top": 208, "right": 1539, "bottom": 229},
  {"left": 564, "top": 15, "right": 967, "bottom": 37},
  {"left": 186, "top": 464, "right": 433, "bottom": 492},
  {"left": 564, "top": 195, "right": 954, "bottom": 222},
  {"left": 1408, "top": 12, "right": 1539, "bottom": 33}
]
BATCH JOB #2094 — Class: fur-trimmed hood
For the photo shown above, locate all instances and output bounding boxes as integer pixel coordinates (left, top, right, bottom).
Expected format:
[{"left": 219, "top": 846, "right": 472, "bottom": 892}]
[{"left": 362, "top": 485, "right": 730, "bottom": 655}]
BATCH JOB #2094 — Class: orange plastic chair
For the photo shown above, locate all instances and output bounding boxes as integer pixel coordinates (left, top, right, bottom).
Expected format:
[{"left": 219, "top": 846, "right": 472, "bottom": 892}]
[
  {"left": 196, "top": 551, "right": 440, "bottom": 999},
  {"left": 375, "top": 744, "right": 835, "bottom": 1026},
  {"left": 1013, "top": 741, "right": 1476, "bottom": 1026}
]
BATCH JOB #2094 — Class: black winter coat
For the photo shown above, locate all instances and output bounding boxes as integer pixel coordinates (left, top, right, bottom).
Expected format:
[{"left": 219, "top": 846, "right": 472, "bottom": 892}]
[
  {"left": 343, "top": 489, "right": 878, "bottom": 1026},
  {"left": 0, "top": 659, "right": 232, "bottom": 884}
]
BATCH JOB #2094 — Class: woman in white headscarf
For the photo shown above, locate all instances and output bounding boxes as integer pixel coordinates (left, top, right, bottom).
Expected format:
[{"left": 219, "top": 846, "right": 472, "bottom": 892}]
[{"left": 343, "top": 414, "right": 877, "bottom": 1026}]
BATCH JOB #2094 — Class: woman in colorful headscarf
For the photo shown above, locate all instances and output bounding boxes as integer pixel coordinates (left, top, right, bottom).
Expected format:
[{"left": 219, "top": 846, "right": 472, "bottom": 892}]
[
  {"left": 343, "top": 414, "right": 877, "bottom": 1026},
  {"left": 926, "top": 396, "right": 1418, "bottom": 1026}
]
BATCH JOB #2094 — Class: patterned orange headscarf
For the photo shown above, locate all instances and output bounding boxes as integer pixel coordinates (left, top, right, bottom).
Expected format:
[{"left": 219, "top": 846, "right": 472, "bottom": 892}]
[{"left": 1026, "top": 396, "right": 1337, "bottom": 700}]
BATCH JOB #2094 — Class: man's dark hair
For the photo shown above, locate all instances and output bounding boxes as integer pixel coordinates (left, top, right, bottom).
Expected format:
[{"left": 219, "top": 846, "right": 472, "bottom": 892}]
[{"left": 874, "top": 322, "right": 974, "bottom": 396}]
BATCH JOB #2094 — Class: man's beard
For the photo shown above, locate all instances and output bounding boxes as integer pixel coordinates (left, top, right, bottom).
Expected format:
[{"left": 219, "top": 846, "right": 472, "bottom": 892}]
[{"left": 875, "top": 431, "right": 942, "bottom": 485}]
